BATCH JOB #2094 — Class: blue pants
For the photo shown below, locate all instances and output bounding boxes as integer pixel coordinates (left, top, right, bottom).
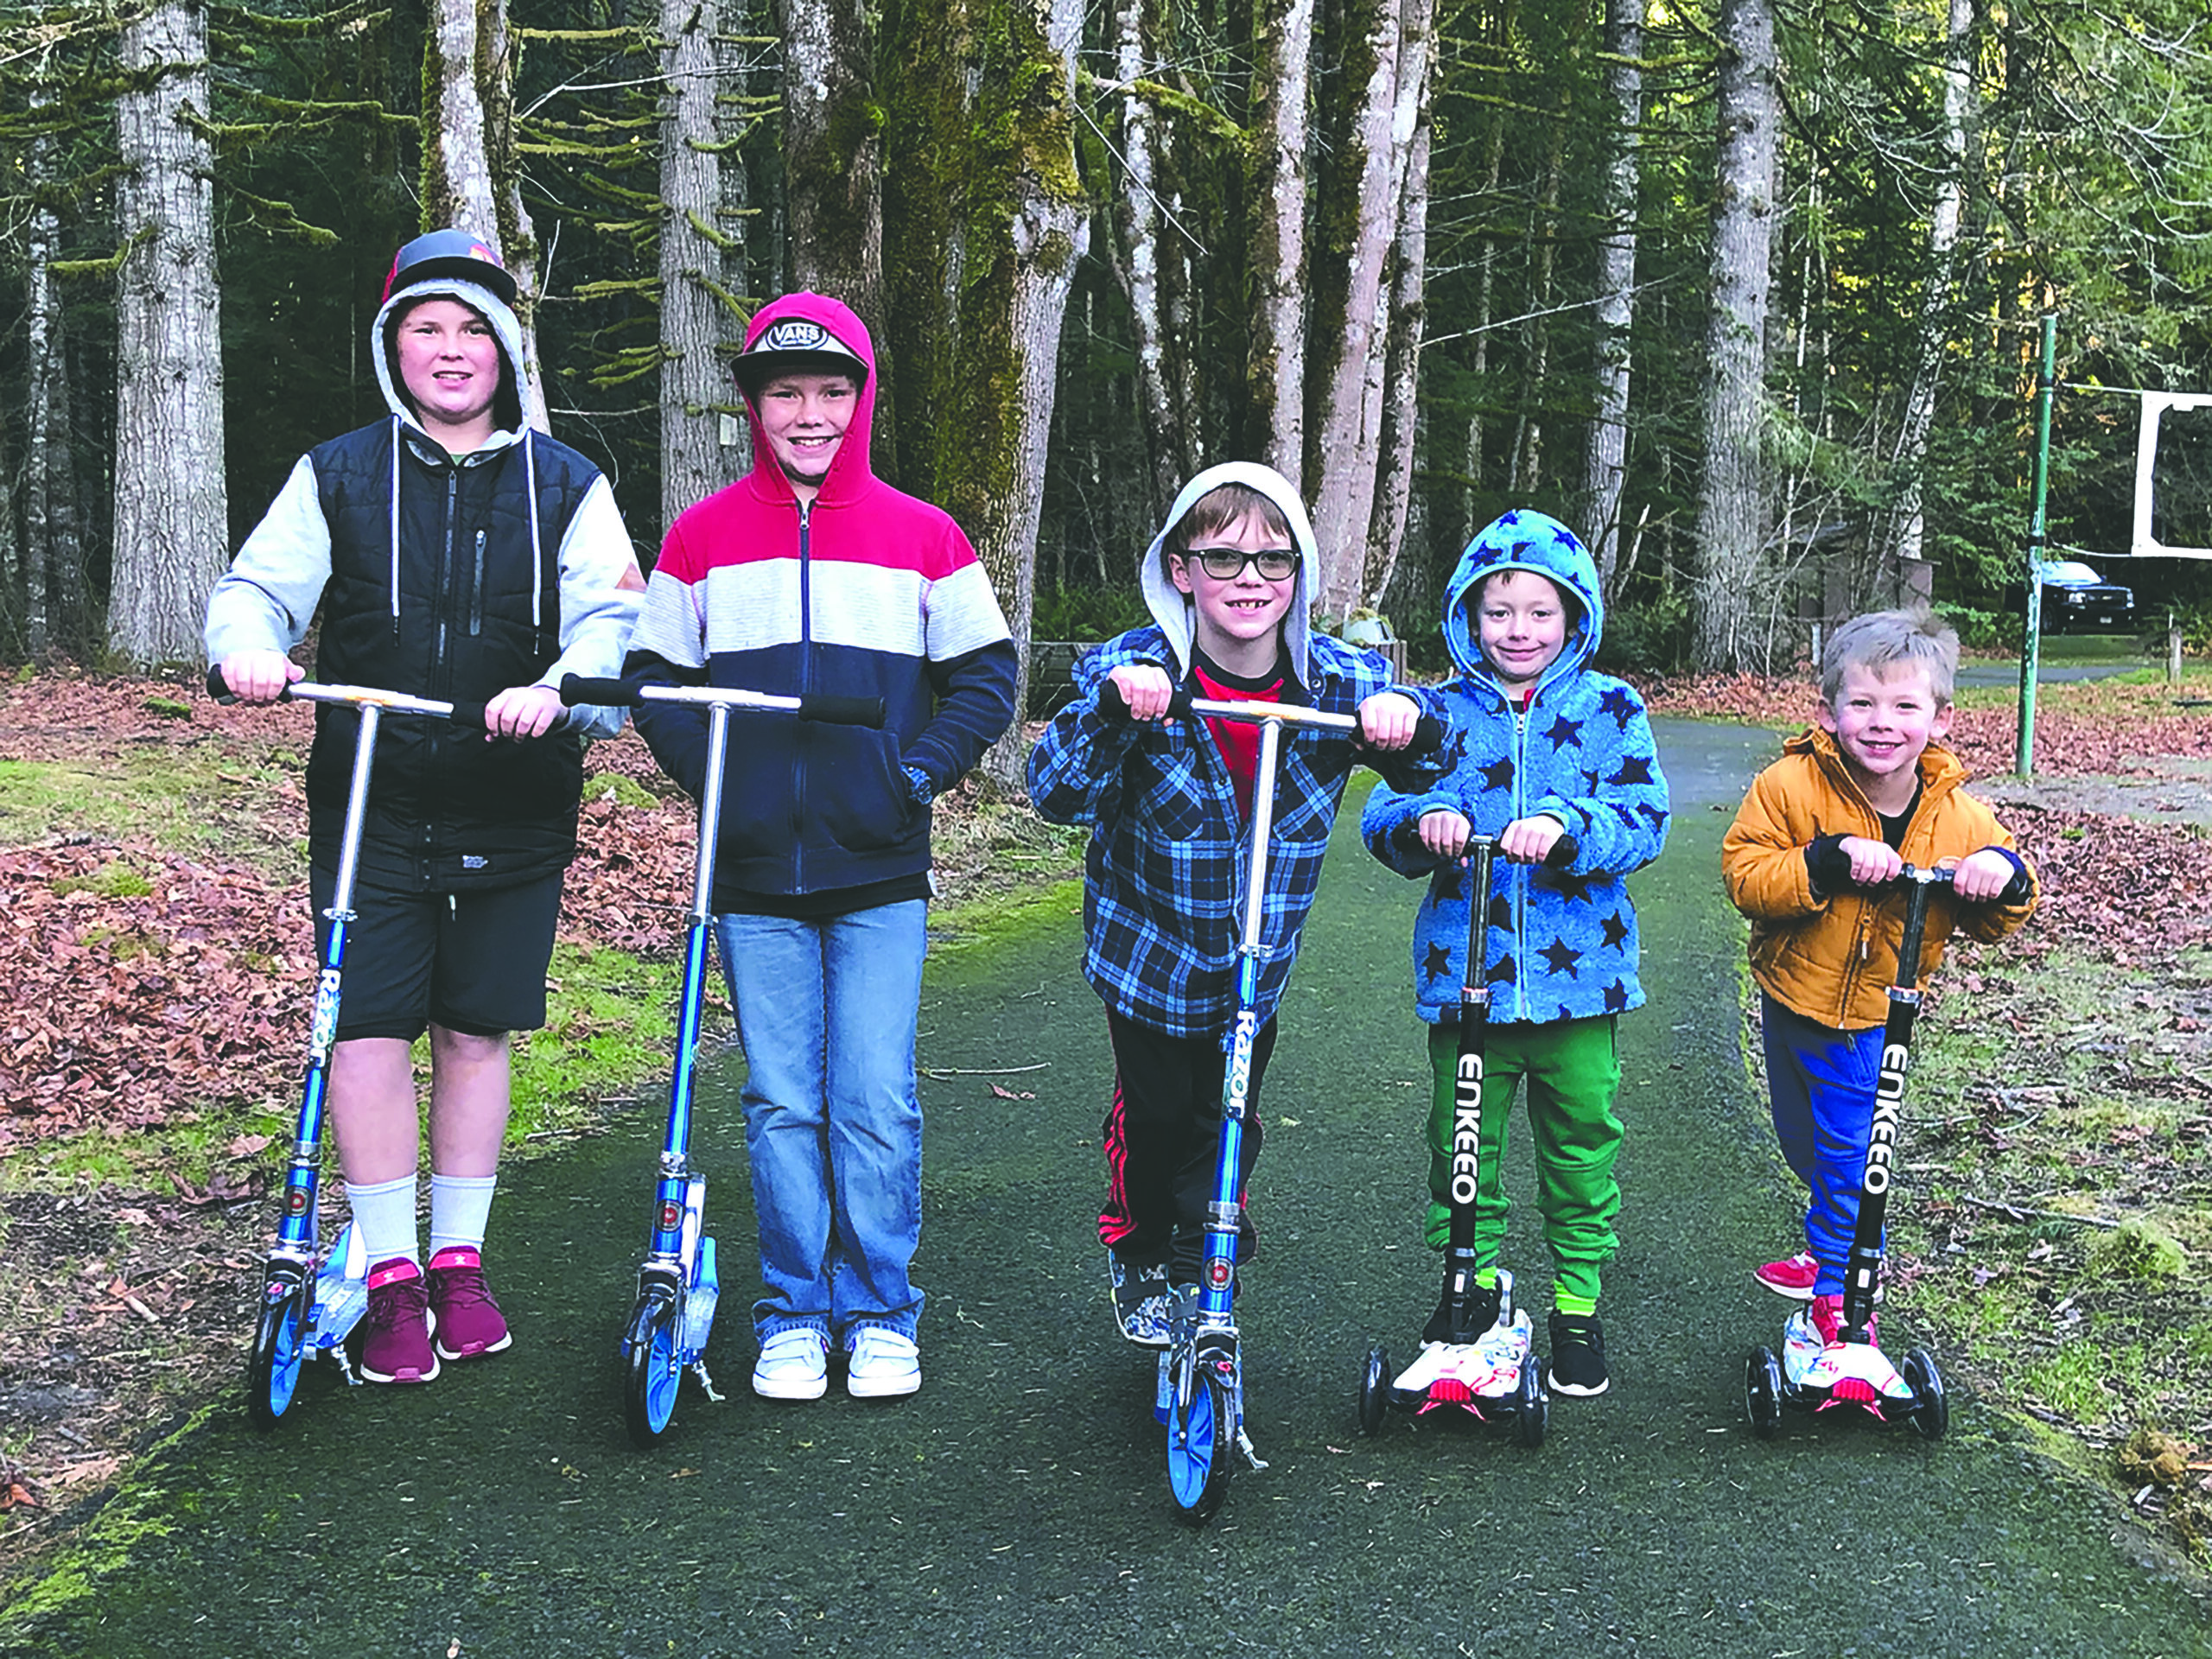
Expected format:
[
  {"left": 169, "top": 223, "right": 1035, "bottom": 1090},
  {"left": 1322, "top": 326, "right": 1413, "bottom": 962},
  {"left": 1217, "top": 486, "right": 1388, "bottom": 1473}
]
[
  {"left": 715, "top": 900, "right": 929, "bottom": 1346},
  {"left": 1760, "top": 994, "right": 1886, "bottom": 1297}
]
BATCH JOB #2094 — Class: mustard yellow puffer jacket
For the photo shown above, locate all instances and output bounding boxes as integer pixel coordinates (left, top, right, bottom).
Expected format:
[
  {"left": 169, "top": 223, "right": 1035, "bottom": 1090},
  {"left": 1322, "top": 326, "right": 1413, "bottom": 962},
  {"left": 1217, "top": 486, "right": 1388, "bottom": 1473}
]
[{"left": 1721, "top": 728, "right": 2037, "bottom": 1030}]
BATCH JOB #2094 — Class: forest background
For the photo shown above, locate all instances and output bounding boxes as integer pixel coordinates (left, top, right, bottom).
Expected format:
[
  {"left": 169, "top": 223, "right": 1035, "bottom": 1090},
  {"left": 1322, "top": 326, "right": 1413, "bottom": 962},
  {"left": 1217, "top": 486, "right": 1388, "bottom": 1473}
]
[{"left": 4, "top": 0, "right": 2212, "bottom": 747}]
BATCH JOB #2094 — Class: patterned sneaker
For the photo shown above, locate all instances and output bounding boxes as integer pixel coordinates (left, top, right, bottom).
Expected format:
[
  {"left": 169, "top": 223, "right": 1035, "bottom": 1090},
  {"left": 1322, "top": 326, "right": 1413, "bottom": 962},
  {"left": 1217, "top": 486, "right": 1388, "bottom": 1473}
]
[
  {"left": 359, "top": 1257, "right": 440, "bottom": 1384},
  {"left": 1808, "top": 1294, "right": 1873, "bottom": 1349},
  {"left": 1753, "top": 1251, "right": 1820, "bottom": 1300},
  {"left": 428, "top": 1246, "right": 512, "bottom": 1361},
  {"left": 1546, "top": 1312, "right": 1610, "bottom": 1397},
  {"left": 845, "top": 1327, "right": 922, "bottom": 1399},
  {"left": 1421, "top": 1269, "right": 1503, "bottom": 1345},
  {"left": 1109, "top": 1251, "right": 1174, "bottom": 1348},
  {"left": 752, "top": 1328, "right": 829, "bottom": 1401}
]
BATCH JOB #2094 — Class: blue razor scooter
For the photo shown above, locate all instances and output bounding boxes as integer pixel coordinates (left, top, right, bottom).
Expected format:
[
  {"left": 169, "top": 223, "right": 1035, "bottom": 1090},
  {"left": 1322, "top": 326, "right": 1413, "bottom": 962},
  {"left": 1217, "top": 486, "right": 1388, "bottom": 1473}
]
[
  {"left": 209, "top": 669, "right": 490, "bottom": 1429},
  {"left": 1103, "top": 680, "right": 1441, "bottom": 1524},
  {"left": 1746, "top": 864, "right": 1955, "bottom": 1441},
  {"left": 558, "top": 675, "right": 882, "bottom": 1447}
]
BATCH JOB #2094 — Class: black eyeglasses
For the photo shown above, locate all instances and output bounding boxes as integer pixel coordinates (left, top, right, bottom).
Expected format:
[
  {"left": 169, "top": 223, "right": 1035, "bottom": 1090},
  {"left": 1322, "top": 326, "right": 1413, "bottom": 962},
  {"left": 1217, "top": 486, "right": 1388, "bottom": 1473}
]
[{"left": 1182, "top": 547, "right": 1299, "bottom": 582}]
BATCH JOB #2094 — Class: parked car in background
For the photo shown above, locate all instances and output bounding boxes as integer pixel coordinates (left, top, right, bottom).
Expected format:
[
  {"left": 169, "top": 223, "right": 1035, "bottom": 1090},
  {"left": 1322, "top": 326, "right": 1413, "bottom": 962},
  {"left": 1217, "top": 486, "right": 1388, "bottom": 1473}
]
[{"left": 2035, "top": 559, "right": 2136, "bottom": 632}]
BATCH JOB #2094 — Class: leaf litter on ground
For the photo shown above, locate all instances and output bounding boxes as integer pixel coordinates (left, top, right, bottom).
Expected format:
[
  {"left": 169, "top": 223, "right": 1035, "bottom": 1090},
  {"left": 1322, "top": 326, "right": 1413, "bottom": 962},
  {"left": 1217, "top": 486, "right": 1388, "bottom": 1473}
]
[{"left": 2, "top": 666, "right": 2209, "bottom": 1569}]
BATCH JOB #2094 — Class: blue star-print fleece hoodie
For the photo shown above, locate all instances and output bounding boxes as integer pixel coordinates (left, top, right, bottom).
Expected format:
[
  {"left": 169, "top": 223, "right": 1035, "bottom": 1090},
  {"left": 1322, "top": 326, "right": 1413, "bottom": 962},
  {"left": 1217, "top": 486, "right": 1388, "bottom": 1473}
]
[{"left": 1362, "top": 510, "right": 1669, "bottom": 1026}]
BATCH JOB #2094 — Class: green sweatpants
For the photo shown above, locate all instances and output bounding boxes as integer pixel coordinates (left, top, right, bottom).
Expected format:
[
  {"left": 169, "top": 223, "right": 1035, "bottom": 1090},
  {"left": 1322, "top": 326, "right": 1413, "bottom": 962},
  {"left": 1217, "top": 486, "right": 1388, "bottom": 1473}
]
[{"left": 1424, "top": 1015, "right": 1623, "bottom": 1310}]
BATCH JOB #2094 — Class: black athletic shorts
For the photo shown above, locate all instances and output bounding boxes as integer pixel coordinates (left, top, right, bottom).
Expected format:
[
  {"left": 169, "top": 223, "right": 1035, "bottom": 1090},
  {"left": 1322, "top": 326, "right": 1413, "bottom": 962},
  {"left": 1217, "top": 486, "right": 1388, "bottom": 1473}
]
[{"left": 308, "top": 865, "right": 564, "bottom": 1042}]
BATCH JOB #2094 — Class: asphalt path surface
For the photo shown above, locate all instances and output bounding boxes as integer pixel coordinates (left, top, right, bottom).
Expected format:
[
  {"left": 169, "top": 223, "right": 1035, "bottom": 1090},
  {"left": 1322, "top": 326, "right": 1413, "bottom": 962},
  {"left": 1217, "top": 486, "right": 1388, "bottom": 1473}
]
[{"left": 12, "top": 721, "right": 2210, "bottom": 1656}]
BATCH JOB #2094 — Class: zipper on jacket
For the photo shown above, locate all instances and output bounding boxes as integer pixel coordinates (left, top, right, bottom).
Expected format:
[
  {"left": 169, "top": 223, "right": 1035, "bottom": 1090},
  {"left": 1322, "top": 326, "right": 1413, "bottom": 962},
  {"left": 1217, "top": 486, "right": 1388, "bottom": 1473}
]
[
  {"left": 468, "top": 529, "right": 486, "bottom": 637},
  {"left": 1509, "top": 691, "right": 1533, "bottom": 1022},
  {"left": 792, "top": 500, "right": 812, "bottom": 891},
  {"left": 433, "top": 467, "right": 460, "bottom": 680}
]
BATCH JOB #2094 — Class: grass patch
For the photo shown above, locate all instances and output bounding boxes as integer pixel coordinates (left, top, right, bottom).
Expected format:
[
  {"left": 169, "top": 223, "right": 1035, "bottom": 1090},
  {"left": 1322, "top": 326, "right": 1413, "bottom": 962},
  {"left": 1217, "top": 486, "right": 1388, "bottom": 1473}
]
[
  {"left": 510, "top": 942, "right": 684, "bottom": 1139},
  {"left": 0, "top": 751, "right": 299, "bottom": 879},
  {"left": 1870, "top": 940, "right": 2212, "bottom": 1557}
]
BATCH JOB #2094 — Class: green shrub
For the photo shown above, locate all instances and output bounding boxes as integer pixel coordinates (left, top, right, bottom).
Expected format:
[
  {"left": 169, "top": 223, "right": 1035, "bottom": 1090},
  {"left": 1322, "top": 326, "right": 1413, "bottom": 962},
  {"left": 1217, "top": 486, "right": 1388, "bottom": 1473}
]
[
  {"left": 1594, "top": 592, "right": 1692, "bottom": 675},
  {"left": 1031, "top": 585, "right": 1151, "bottom": 641}
]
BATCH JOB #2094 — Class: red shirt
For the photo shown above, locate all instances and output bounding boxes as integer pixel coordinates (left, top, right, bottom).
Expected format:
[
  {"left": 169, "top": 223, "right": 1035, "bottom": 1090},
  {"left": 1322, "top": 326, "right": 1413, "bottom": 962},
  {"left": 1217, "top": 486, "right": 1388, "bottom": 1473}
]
[{"left": 1192, "top": 652, "right": 1287, "bottom": 822}]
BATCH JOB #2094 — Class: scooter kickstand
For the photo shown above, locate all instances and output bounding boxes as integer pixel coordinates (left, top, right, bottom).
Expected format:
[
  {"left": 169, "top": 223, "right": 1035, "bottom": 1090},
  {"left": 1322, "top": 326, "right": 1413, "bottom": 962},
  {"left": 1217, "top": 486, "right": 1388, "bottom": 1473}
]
[
  {"left": 1236, "top": 1427, "right": 1269, "bottom": 1471},
  {"left": 690, "top": 1360, "right": 724, "bottom": 1402}
]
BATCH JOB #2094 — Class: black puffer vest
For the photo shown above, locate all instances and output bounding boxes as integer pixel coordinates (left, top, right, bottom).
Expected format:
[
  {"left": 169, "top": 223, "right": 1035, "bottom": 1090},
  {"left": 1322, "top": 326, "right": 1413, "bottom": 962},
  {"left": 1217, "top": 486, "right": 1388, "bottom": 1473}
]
[{"left": 304, "top": 418, "right": 601, "bottom": 889}]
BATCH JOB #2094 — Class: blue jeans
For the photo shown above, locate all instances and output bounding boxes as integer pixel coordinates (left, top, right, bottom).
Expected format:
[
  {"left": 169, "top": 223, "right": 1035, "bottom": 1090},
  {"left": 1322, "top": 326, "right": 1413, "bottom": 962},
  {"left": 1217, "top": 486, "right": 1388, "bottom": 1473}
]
[
  {"left": 715, "top": 900, "right": 928, "bottom": 1346},
  {"left": 1761, "top": 994, "right": 1886, "bottom": 1297}
]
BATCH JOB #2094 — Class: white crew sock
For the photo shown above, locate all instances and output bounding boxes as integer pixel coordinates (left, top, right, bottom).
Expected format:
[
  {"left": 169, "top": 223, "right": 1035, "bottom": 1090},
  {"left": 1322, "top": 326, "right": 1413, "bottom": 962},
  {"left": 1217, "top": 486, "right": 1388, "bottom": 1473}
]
[
  {"left": 345, "top": 1175, "right": 420, "bottom": 1269},
  {"left": 429, "top": 1173, "right": 499, "bottom": 1259}
]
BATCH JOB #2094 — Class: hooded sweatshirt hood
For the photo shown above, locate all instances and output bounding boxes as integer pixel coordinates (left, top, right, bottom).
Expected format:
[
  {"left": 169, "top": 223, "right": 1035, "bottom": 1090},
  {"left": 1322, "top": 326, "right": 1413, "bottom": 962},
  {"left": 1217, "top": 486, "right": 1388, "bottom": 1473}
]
[
  {"left": 1443, "top": 509, "right": 1605, "bottom": 702},
  {"left": 737, "top": 292, "right": 879, "bottom": 506},
  {"left": 1139, "top": 461, "right": 1318, "bottom": 682},
  {"left": 371, "top": 277, "right": 530, "bottom": 439}
]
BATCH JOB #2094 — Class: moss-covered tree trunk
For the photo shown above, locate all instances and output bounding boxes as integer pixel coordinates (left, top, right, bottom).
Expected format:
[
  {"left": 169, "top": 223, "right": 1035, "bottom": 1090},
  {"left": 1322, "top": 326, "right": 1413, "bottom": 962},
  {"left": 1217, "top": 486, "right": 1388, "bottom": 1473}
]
[
  {"left": 109, "top": 0, "right": 228, "bottom": 669},
  {"left": 881, "top": 0, "right": 1088, "bottom": 791},
  {"left": 1110, "top": 0, "right": 1189, "bottom": 520},
  {"left": 423, "top": 0, "right": 547, "bottom": 432},
  {"left": 1582, "top": 0, "right": 1645, "bottom": 601},
  {"left": 777, "top": 0, "right": 883, "bottom": 326},
  {"left": 660, "top": 0, "right": 733, "bottom": 535},
  {"left": 1694, "top": 0, "right": 1778, "bottom": 672},
  {"left": 1306, "top": 0, "right": 1422, "bottom": 626},
  {"left": 1249, "top": 0, "right": 1314, "bottom": 490},
  {"left": 1365, "top": 31, "right": 1431, "bottom": 616}
]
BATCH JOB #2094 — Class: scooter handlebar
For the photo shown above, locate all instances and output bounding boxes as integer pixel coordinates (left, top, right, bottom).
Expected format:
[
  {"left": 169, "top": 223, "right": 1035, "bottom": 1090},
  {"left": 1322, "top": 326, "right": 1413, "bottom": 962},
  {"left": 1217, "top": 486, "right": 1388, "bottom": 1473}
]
[
  {"left": 1391, "top": 817, "right": 1579, "bottom": 868},
  {"left": 1096, "top": 675, "right": 1447, "bottom": 753},
  {"left": 561, "top": 674, "right": 887, "bottom": 729},
  {"left": 558, "top": 674, "right": 638, "bottom": 708},
  {"left": 207, "top": 665, "right": 486, "bottom": 730}
]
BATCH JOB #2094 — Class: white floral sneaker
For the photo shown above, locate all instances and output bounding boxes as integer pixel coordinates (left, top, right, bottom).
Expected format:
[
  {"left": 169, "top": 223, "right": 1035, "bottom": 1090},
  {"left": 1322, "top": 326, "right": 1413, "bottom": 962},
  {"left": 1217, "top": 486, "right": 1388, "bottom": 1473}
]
[
  {"left": 846, "top": 1327, "right": 921, "bottom": 1399},
  {"left": 752, "top": 1327, "right": 829, "bottom": 1401}
]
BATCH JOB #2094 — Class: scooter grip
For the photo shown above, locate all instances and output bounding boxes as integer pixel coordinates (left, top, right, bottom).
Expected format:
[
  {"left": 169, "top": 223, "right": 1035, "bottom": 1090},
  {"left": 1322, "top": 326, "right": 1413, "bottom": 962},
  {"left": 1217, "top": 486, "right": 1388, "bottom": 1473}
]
[
  {"left": 1545, "top": 833, "right": 1580, "bottom": 868},
  {"left": 559, "top": 674, "right": 640, "bottom": 708},
  {"left": 798, "top": 693, "right": 886, "bottom": 728},
  {"left": 1095, "top": 675, "right": 1191, "bottom": 722},
  {"left": 1412, "top": 713, "right": 1447, "bottom": 753},
  {"left": 205, "top": 664, "right": 233, "bottom": 703},
  {"left": 448, "top": 698, "right": 491, "bottom": 733}
]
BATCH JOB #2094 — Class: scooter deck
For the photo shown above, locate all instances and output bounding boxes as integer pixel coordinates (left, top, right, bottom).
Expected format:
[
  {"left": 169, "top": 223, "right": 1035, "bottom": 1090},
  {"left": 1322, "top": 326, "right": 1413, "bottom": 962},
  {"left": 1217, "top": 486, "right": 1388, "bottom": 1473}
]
[{"left": 1386, "top": 1311, "right": 1539, "bottom": 1416}]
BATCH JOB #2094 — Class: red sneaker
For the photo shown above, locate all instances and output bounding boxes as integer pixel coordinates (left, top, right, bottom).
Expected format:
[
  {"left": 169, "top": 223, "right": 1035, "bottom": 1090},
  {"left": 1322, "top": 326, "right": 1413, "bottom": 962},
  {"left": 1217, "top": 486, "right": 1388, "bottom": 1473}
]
[
  {"left": 1752, "top": 1251, "right": 1819, "bottom": 1300},
  {"left": 1809, "top": 1294, "right": 1875, "bottom": 1349},
  {"left": 428, "top": 1246, "right": 512, "bottom": 1361},
  {"left": 360, "top": 1257, "right": 440, "bottom": 1383}
]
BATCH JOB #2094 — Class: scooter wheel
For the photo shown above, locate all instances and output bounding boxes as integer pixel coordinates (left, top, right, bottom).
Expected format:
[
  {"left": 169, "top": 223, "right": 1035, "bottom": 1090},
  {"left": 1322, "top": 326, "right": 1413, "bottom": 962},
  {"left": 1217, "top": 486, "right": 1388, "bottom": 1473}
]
[
  {"left": 246, "top": 1275, "right": 308, "bottom": 1432},
  {"left": 1745, "top": 1345, "right": 1784, "bottom": 1440},
  {"left": 1166, "top": 1361, "right": 1233, "bottom": 1527},
  {"left": 1357, "top": 1344, "right": 1391, "bottom": 1436},
  {"left": 622, "top": 1288, "right": 683, "bottom": 1448},
  {"left": 1901, "top": 1348, "right": 1948, "bottom": 1441},
  {"left": 1513, "top": 1361, "right": 1547, "bottom": 1448}
]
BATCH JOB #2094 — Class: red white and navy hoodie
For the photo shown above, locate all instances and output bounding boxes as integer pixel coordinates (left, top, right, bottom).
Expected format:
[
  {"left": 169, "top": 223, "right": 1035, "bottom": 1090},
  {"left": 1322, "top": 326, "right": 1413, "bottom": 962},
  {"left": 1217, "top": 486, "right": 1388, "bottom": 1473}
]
[{"left": 622, "top": 293, "right": 1019, "bottom": 914}]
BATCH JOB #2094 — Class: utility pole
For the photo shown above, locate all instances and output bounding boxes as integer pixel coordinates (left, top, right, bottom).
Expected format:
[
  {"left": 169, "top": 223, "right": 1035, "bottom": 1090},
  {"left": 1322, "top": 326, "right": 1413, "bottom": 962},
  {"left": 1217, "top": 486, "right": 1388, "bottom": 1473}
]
[{"left": 2014, "top": 315, "right": 2056, "bottom": 779}]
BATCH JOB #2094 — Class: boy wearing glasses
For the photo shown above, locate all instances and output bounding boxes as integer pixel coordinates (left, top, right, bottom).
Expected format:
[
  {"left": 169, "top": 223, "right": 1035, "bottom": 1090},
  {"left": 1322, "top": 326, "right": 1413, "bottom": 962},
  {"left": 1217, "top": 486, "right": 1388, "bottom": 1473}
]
[
  {"left": 1028, "top": 462, "right": 1447, "bottom": 1346},
  {"left": 1362, "top": 511, "right": 1669, "bottom": 1397}
]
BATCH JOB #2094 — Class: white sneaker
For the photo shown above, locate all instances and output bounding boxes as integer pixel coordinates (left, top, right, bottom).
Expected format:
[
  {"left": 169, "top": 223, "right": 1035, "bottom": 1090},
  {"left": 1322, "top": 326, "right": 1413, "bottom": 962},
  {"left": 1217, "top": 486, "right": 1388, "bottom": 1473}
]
[
  {"left": 845, "top": 1327, "right": 921, "bottom": 1399},
  {"left": 752, "top": 1328, "right": 829, "bottom": 1401}
]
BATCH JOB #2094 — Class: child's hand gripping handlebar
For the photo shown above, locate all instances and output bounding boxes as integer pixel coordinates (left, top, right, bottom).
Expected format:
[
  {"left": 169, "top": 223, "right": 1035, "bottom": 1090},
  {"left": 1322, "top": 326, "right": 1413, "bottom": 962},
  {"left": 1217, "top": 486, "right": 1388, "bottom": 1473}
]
[
  {"left": 207, "top": 664, "right": 490, "bottom": 732},
  {"left": 1390, "top": 814, "right": 1580, "bottom": 869},
  {"left": 1096, "top": 674, "right": 1448, "bottom": 753},
  {"left": 557, "top": 675, "right": 886, "bottom": 729}
]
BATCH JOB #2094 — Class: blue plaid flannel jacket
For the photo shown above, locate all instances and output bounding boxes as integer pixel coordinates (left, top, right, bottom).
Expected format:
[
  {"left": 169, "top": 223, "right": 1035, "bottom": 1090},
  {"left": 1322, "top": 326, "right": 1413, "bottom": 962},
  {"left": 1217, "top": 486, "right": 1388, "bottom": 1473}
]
[{"left": 1027, "top": 624, "right": 1450, "bottom": 1040}]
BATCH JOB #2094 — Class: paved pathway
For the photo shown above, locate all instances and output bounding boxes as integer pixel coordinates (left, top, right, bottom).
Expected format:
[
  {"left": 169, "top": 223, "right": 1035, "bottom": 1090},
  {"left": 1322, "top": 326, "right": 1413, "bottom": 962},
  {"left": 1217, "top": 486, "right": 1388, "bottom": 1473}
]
[{"left": 9, "top": 721, "right": 2207, "bottom": 1657}]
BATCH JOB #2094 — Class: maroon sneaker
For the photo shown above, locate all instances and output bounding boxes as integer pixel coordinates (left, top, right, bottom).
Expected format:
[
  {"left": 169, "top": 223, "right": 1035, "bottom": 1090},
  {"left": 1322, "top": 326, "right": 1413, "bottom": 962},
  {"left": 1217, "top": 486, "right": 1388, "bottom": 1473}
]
[
  {"left": 359, "top": 1257, "right": 440, "bottom": 1383},
  {"left": 429, "top": 1246, "right": 512, "bottom": 1361}
]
